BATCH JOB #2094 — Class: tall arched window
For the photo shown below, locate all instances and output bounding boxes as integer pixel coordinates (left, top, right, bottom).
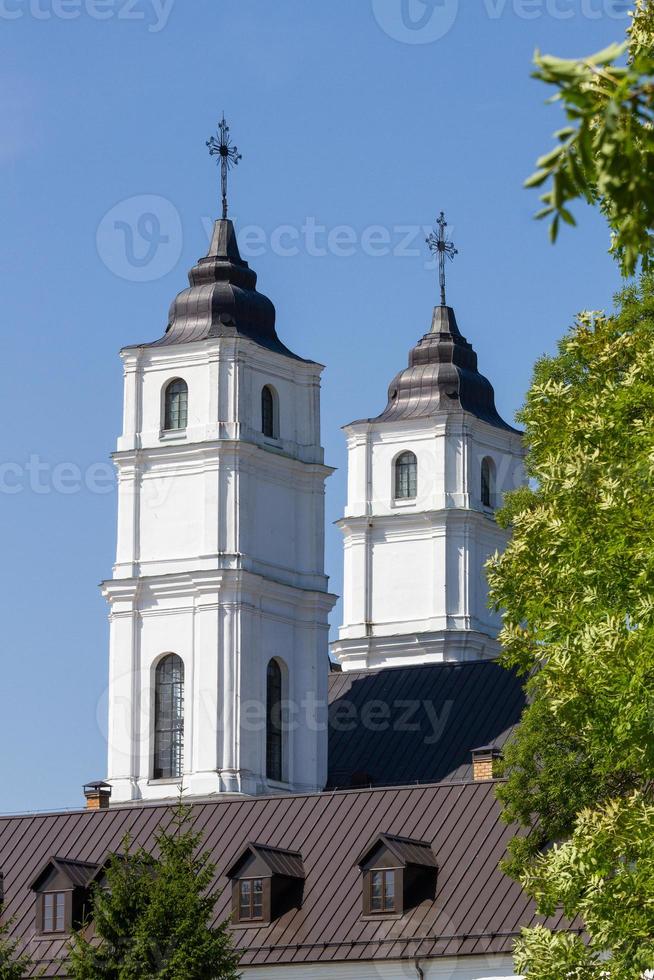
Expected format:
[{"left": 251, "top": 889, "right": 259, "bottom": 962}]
[
  {"left": 261, "top": 385, "right": 276, "bottom": 439},
  {"left": 266, "top": 659, "right": 284, "bottom": 782},
  {"left": 163, "top": 378, "right": 188, "bottom": 431},
  {"left": 153, "top": 654, "right": 184, "bottom": 780},
  {"left": 481, "top": 457, "right": 495, "bottom": 508},
  {"left": 394, "top": 451, "right": 417, "bottom": 500}
]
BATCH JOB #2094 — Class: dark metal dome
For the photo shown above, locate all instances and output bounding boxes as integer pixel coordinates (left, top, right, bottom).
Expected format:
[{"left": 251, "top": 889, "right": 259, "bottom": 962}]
[
  {"left": 146, "top": 219, "right": 305, "bottom": 360},
  {"left": 370, "top": 305, "right": 518, "bottom": 432}
]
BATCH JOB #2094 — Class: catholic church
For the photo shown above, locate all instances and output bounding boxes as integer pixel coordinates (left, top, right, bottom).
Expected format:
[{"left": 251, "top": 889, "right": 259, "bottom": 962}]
[{"left": 0, "top": 139, "right": 564, "bottom": 978}]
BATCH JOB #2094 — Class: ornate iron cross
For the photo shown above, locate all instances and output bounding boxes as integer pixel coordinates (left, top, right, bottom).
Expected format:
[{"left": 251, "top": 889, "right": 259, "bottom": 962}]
[
  {"left": 206, "top": 114, "right": 242, "bottom": 220},
  {"left": 426, "top": 212, "right": 458, "bottom": 307}
]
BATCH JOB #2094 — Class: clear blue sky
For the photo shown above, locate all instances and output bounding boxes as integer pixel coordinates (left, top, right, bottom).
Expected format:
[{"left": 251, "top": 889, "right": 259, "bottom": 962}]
[{"left": 1, "top": 0, "right": 628, "bottom": 813}]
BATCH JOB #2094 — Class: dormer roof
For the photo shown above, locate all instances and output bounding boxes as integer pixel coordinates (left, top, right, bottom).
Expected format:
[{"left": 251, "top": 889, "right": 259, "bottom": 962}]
[
  {"left": 227, "top": 843, "right": 304, "bottom": 880},
  {"left": 30, "top": 857, "right": 99, "bottom": 892},
  {"left": 356, "top": 834, "right": 437, "bottom": 870}
]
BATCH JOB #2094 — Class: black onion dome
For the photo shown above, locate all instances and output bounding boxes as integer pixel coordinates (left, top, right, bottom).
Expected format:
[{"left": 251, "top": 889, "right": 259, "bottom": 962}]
[
  {"left": 146, "top": 219, "right": 305, "bottom": 360},
  {"left": 369, "top": 306, "right": 519, "bottom": 432}
]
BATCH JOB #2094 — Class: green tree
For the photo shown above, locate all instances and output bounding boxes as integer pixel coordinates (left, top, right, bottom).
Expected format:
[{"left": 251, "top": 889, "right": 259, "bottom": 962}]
[
  {"left": 488, "top": 276, "right": 654, "bottom": 978},
  {"left": 0, "top": 906, "right": 32, "bottom": 980},
  {"left": 69, "top": 801, "right": 241, "bottom": 980},
  {"left": 526, "top": 1, "right": 654, "bottom": 276}
]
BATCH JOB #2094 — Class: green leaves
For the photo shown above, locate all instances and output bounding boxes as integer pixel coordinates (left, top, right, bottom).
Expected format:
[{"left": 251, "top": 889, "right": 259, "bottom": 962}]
[
  {"left": 490, "top": 275, "right": 654, "bottom": 978},
  {"left": 516, "top": 795, "right": 654, "bottom": 978},
  {"left": 526, "top": 7, "right": 654, "bottom": 277}
]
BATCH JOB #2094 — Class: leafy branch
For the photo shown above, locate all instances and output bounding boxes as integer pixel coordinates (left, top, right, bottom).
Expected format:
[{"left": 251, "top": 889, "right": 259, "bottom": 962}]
[{"left": 527, "top": 2, "right": 654, "bottom": 276}]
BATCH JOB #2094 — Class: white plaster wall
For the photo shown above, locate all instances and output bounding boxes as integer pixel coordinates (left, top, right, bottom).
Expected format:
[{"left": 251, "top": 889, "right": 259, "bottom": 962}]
[
  {"left": 105, "top": 334, "right": 335, "bottom": 802},
  {"left": 241, "top": 954, "right": 519, "bottom": 979},
  {"left": 369, "top": 526, "right": 445, "bottom": 627},
  {"left": 333, "top": 412, "right": 525, "bottom": 671},
  {"left": 117, "top": 339, "right": 323, "bottom": 458}
]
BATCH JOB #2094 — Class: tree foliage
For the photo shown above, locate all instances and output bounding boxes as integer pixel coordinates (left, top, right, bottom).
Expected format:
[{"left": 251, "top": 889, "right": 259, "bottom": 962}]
[
  {"left": 526, "top": 1, "right": 654, "bottom": 276},
  {"left": 69, "top": 801, "right": 241, "bottom": 980},
  {"left": 488, "top": 275, "right": 654, "bottom": 978},
  {"left": 0, "top": 906, "right": 32, "bottom": 980}
]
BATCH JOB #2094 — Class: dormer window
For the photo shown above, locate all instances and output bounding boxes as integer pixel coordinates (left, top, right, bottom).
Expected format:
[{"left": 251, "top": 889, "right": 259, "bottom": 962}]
[
  {"left": 238, "top": 878, "right": 264, "bottom": 921},
  {"left": 31, "top": 857, "right": 99, "bottom": 936},
  {"left": 369, "top": 869, "right": 395, "bottom": 913},
  {"left": 227, "top": 844, "right": 304, "bottom": 927},
  {"left": 357, "top": 835, "right": 436, "bottom": 918},
  {"left": 42, "top": 892, "right": 66, "bottom": 933}
]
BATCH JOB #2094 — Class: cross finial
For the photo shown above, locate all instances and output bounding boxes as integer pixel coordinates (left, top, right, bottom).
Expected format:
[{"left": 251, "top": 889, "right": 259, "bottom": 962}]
[
  {"left": 206, "top": 113, "right": 242, "bottom": 220},
  {"left": 426, "top": 211, "right": 458, "bottom": 307}
]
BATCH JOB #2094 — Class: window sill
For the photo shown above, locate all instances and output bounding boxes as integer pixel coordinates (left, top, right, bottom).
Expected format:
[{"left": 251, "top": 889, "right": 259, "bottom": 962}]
[
  {"left": 361, "top": 912, "right": 403, "bottom": 921},
  {"left": 391, "top": 498, "right": 417, "bottom": 509},
  {"left": 148, "top": 777, "right": 183, "bottom": 786},
  {"left": 34, "top": 931, "right": 70, "bottom": 940},
  {"left": 159, "top": 429, "right": 187, "bottom": 441},
  {"left": 231, "top": 919, "right": 271, "bottom": 930},
  {"left": 266, "top": 779, "right": 291, "bottom": 790}
]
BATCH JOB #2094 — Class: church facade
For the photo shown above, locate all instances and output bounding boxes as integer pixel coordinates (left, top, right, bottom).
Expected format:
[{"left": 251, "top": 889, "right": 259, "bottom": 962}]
[{"left": 0, "top": 193, "right": 555, "bottom": 979}]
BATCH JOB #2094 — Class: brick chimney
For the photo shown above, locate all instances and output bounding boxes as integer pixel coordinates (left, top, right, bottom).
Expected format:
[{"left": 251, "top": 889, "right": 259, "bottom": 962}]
[
  {"left": 471, "top": 747, "right": 501, "bottom": 782},
  {"left": 83, "top": 781, "right": 112, "bottom": 810}
]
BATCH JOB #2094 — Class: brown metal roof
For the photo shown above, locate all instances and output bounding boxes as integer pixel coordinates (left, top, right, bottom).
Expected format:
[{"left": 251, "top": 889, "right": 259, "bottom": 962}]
[
  {"left": 352, "top": 305, "right": 521, "bottom": 432},
  {"left": 127, "top": 218, "right": 310, "bottom": 363},
  {"left": 0, "top": 781, "right": 564, "bottom": 976}
]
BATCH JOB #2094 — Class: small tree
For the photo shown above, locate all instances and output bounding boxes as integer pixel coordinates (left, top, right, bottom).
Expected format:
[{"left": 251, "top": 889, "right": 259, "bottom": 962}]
[
  {"left": 69, "top": 800, "right": 241, "bottom": 980},
  {"left": 0, "top": 906, "right": 33, "bottom": 980}
]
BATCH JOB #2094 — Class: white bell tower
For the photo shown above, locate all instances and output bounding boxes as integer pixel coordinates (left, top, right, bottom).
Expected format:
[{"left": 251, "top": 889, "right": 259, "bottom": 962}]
[
  {"left": 331, "top": 303, "right": 525, "bottom": 672},
  {"left": 103, "top": 217, "right": 336, "bottom": 803}
]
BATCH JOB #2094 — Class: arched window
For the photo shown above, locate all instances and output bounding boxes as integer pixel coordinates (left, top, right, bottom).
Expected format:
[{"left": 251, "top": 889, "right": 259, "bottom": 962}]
[
  {"left": 266, "top": 659, "right": 284, "bottom": 782},
  {"left": 481, "top": 457, "right": 495, "bottom": 508},
  {"left": 394, "top": 451, "right": 417, "bottom": 500},
  {"left": 163, "top": 378, "right": 188, "bottom": 431},
  {"left": 153, "top": 654, "right": 184, "bottom": 780},
  {"left": 261, "top": 385, "right": 277, "bottom": 439}
]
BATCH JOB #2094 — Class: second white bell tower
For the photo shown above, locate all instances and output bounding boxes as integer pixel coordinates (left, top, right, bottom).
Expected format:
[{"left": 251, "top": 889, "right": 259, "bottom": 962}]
[{"left": 331, "top": 304, "right": 525, "bottom": 671}]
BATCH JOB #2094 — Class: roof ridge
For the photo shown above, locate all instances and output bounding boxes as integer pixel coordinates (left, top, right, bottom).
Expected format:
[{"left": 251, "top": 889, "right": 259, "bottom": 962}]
[{"left": 0, "top": 778, "right": 500, "bottom": 821}]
